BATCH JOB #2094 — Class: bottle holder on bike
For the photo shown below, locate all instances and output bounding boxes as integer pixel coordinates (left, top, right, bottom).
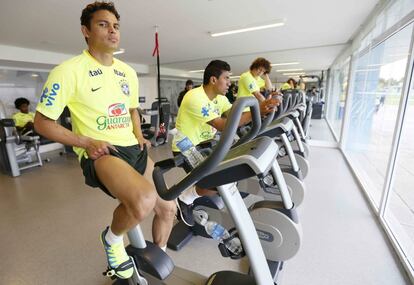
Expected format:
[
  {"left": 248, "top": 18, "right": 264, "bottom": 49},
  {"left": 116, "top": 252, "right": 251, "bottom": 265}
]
[{"left": 218, "top": 228, "right": 245, "bottom": 260}]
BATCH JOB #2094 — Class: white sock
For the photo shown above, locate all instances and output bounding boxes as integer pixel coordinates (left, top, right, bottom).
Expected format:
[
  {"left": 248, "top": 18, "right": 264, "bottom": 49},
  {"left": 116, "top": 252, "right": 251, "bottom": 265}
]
[
  {"left": 105, "top": 227, "right": 124, "bottom": 245},
  {"left": 178, "top": 187, "right": 200, "bottom": 205},
  {"left": 160, "top": 245, "right": 167, "bottom": 252}
]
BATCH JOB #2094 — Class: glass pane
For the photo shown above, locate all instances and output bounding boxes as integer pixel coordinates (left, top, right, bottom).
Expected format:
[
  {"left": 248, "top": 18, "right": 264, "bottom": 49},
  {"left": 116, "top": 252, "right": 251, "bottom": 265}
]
[
  {"left": 326, "top": 58, "right": 350, "bottom": 140},
  {"left": 384, "top": 49, "right": 414, "bottom": 274},
  {"left": 344, "top": 23, "right": 413, "bottom": 207},
  {"left": 385, "top": 0, "right": 414, "bottom": 30}
]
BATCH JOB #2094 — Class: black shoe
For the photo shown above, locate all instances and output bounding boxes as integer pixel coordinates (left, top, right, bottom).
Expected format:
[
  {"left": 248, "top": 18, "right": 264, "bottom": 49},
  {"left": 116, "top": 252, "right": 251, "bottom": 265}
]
[{"left": 175, "top": 198, "right": 194, "bottom": 227}]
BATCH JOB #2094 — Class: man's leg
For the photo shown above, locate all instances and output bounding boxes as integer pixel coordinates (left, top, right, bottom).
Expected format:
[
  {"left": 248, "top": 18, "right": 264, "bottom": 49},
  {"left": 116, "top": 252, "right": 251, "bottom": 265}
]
[
  {"left": 95, "top": 155, "right": 157, "bottom": 235},
  {"left": 144, "top": 157, "right": 176, "bottom": 249},
  {"left": 94, "top": 155, "right": 157, "bottom": 278}
]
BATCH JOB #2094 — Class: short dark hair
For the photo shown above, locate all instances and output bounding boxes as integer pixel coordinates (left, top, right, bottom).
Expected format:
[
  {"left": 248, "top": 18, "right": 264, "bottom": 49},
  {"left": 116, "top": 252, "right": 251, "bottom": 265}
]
[
  {"left": 81, "top": 1, "right": 120, "bottom": 29},
  {"left": 203, "top": 60, "right": 231, "bottom": 85},
  {"left": 250, "top": 57, "right": 272, "bottom": 73},
  {"left": 14, "top": 97, "right": 30, "bottom": 109},
  {"left": 185, "top": 80, "right": 193, "bottom": 86}
]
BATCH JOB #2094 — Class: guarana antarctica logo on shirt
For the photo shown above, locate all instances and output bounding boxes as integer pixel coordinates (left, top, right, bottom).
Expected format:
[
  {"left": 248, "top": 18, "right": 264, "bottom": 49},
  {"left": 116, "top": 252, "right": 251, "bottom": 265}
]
[
  {"left": 96, "top": 103, "right": 131, "bottom": 131},
  {"left": 108, "top": 103, "right": 127, "bottom": 117}
]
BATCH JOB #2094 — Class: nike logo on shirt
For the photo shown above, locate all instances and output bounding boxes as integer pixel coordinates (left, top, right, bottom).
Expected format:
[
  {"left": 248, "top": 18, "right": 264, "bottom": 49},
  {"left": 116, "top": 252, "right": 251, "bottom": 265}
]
[{"left": 91, "top": 87, "right": 102, "bottom": 92}]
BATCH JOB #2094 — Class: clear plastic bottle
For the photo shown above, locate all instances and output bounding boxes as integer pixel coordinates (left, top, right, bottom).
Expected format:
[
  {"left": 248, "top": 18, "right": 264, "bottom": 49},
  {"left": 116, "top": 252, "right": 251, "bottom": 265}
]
[
  {"left": 174, "top": 130, "right": 204, "bottom": 168},
  {"left": 204, "top": 221, "right": 242, "bottom": 256}
]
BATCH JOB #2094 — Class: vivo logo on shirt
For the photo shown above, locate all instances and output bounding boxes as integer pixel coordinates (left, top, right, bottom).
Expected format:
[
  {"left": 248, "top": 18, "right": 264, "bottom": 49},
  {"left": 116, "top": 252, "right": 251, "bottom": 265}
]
[
  {"left": 89, "top": 68, "right": 103, "bottom": 77},
  {"left": 40, "top": 83, "right": 60, "bottom": 106}
]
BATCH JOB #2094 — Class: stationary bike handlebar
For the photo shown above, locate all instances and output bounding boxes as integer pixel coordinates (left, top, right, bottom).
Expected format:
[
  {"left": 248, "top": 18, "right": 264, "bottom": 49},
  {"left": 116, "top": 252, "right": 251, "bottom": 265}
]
[
  {"left": 153, "top": 97, "right": 261, "bottom": 201},
  {"left": 258, "top": 100, "right": 277, "bottom": 134}
]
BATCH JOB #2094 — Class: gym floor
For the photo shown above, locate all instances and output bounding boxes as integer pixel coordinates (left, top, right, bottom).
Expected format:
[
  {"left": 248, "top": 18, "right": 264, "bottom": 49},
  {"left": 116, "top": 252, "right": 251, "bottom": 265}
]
[{"left": 0, "top": 123, "right": 411, "bottom": 284}]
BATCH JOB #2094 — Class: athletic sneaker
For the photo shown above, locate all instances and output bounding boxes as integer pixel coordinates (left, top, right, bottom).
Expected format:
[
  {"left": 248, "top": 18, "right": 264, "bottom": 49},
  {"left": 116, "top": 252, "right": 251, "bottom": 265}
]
[
  {"left": 100, "top": 227, "right": 134, "bottom": 279},
  {"left": 175, "top": 198, "right": 195, "bottom": 226}
]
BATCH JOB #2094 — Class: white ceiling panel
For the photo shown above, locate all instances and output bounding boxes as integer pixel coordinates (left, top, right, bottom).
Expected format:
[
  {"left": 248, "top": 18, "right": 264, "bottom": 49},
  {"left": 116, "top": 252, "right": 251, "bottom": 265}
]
[{"left": 0, "top": 0, "right": 379, "bottom": 76}]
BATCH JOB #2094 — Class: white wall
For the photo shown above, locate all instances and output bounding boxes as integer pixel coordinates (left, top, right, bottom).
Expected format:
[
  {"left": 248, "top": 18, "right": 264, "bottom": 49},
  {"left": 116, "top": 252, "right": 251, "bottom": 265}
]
[
  {"left": 138, "top": 76, "right": 158, "bottom": 110},
  {"left": 0, "top": 45, "right": 203, "bottom": 116},
  {"left": 0, "top": 44, "right": 149, "bottom": 74}
]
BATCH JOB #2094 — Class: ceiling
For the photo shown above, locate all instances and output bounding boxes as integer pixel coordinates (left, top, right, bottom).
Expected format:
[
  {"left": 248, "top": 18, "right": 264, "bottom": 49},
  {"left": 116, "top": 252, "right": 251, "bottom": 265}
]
[{"left": 0, "top": 0, "right": 379, "bottom": 81}]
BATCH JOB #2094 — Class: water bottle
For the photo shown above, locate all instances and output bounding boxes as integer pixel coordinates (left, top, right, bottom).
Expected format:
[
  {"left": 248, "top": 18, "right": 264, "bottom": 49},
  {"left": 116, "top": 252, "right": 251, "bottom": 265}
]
[
  {"left": 204, "top": 221, "right": 242, "bottom": 256},
  {"left": 193, "top": 209, "right": 209, "bottom": 226},
  {"left": 174, "top": 130, "right": 204, "bottom": 168}
]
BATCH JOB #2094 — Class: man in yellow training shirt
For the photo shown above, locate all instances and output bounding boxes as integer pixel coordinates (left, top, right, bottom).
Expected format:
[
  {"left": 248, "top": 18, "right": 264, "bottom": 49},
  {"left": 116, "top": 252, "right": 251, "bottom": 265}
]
[
  {"left": 12, "top": 97, "right": 35, "bottom": 134},
  {"left": 238, "top": 57, "right": 273, "bottom": 102},
  {"left": 173, "top": 60, "right": 280, "bottom": 226},
  {"left": 280, "top": 78, "right": 297, "bottom": 90},
  {"left": 34, "top": 2, "right": 175, "bottom": 280}
]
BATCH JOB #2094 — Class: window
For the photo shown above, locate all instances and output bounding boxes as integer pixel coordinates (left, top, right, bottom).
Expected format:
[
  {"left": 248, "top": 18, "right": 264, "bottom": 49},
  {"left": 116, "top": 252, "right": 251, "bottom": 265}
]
[
  {"left": 344, "top": 23, "right": 413, "bottom": 207},
  {"left": 326, "top": 58, "right": 350, "bottom": 140},
  {"left": 384, "top": 60, "right": 414, "bottom": 273}
]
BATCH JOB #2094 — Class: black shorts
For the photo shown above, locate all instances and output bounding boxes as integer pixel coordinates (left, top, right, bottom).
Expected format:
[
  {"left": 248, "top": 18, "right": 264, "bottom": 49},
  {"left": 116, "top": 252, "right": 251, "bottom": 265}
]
[{"left": 81, "top": 144, "right": 148, "bottom": 198}]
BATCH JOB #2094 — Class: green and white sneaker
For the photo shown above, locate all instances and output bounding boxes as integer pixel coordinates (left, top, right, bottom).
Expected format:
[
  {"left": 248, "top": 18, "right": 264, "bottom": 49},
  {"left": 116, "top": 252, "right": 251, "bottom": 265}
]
[{"left": 100, "top": 227, "right": 134, "bottom": 279}]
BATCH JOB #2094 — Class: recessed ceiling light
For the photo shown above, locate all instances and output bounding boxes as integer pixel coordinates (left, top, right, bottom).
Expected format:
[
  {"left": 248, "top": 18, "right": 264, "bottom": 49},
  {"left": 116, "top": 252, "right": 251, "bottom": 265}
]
[
  {"left": 31, "top": 73, "right": 39, "bottom": 77},
  {"left": 271, "top": 62, "right": 299, "bottom": 66},
  {"left": 276, "top": 68, "right": 304, "bottom": 72},
  {"left": 210, "top": 21, "right": 284, "bottom": 37},
  {"left": 189, "top": 69, "right": 205, "bottom": 73},
  {"left": 113, "top": 48, "right": 125, "bottom": 55}
]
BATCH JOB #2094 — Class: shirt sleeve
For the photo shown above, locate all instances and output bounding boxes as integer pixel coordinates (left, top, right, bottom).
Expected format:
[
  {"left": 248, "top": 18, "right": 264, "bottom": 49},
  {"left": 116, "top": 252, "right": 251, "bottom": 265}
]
[
  {"left": 242, "top": 73, "right": 259, "bottom": 94},
  {"left": 36, "top": 65, "right": 75, "bottom": 120}
]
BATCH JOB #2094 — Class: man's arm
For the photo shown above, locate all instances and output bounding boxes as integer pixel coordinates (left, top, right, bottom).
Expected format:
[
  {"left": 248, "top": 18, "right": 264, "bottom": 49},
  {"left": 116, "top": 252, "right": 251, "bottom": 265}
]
[
  {"left": 252, "top": 91, "right": 266, "bottom": 102},
  {"left": 252, "top": 74, "right": 272, "bottom": 101},
  {"left": 207, "top": 112, "right": 252, "bottom": 132},
  {"left": 34, "top": 111, "right": 114, "bottom": 159},
  {"left": 263, "top": 73, "right": 273, "bottom": 91},
  {"left": 130, "top": 108, "right": 151, "bottom": 150},
  {"left": 207, "top": 98, "right": 280, "bottom": 131}
]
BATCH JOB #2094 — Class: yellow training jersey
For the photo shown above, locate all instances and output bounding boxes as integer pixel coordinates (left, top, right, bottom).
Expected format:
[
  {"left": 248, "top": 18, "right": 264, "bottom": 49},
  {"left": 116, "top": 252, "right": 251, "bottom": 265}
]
[
  {"left": 237, "top": 71, "right": 261, "bottom": 98},
  {"left": 12, "top": 112, "right": 34, "bottom": 128},
  {"left": 172, "top": 86, "right": 232, "bottom": 152},
  {"left": 281, "top": 82, "right": 292, "bottom": 90},
  {"left": 36, "top": 50, "right": 139, "bottom": 160},
  {"left": 257, "top": 77, "right": 265, "bottom": 89}
]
